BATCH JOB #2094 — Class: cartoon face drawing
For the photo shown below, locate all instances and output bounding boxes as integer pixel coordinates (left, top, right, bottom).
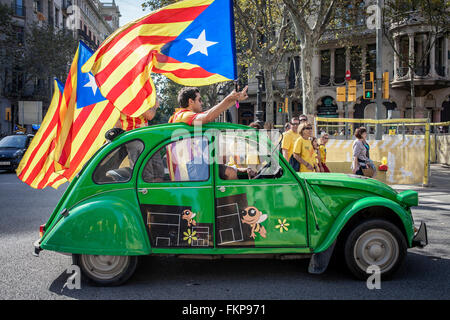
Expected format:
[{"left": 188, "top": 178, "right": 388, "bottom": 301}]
[
  {"left": 182, "top": 209, "right": 197, "bottom": 227},
  {"left": 241, "top": 206, "right": 267, "bottom": 239}
]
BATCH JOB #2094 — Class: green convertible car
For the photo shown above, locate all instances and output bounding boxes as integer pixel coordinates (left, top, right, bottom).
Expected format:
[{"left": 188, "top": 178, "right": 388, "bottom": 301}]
[{"left": 34, "top": 123, "right": 428, "bottom": 286}]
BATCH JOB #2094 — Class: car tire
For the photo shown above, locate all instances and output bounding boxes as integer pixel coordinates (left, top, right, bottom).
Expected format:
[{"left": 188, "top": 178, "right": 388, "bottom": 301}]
[
  {"left": 344, "top": 219, "right": 407, "bottom": 280},
  {"left": 72, "top": 254, "right": 139, "bottom": 286}
]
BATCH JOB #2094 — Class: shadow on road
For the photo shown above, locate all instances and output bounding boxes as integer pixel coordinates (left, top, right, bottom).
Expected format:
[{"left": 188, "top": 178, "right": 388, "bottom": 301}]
[{"left": 47, "top": 252, "right": 450, "bottom": 300}]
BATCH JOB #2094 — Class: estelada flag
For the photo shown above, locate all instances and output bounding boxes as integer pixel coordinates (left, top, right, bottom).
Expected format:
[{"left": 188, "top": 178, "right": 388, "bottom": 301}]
[
  {"left": 82, "top": 0, "right": 237, "bottom": 117},
  {"left": 53, "top": 41, "right": 120, "bottom": 183},
  {"left": 16, "top": 79, "right": 68, "bottom": 189}
]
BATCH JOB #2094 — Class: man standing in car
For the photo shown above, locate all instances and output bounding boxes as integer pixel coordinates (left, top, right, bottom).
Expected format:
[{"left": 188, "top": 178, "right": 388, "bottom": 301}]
[{"left": 168, "top": 86, "right": 248, "bottom": 125}]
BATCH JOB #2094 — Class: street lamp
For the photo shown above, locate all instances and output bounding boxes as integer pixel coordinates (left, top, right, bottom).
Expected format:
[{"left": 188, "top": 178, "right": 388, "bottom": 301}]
[{"left": 255, "top": 70, "right": 264, "bottom": 123}]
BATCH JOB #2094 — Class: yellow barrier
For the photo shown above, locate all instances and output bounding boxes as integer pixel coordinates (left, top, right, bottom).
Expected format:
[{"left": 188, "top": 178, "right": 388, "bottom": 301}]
[{"left": 314, "top": 117, "right": 439, "bottom": 186}]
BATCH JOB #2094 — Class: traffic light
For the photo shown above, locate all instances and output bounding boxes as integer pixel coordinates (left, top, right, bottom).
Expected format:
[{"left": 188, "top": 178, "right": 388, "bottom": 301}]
[
  {"left": 278, "top": 102, "right": 283, "bottom": 113},
  {"left": 336, "top": 86, "right": 346, "bottom": 102},
  {"left": 363, "top": 72, "right": 374, "bottom": 100},
  {"left": 348, "top": 80, "right": 357, "bottom": 102},
  {"left": 383, "top": 71, "right": 389, "bottom": 99}
]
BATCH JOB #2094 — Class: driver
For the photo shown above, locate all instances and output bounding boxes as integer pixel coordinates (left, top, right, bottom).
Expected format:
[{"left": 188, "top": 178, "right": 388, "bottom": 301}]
[{"left": 219, "top": 164, "right": 256, "bottom": 180}]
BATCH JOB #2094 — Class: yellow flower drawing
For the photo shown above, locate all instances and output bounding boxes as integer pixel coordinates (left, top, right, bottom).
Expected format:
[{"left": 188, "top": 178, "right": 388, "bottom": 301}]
[
  {"left": 183, "top": 229, "right": 197, "bottom": 245},
  {"left": 275, "top": 219, "right": 290, "bottom": 233}
]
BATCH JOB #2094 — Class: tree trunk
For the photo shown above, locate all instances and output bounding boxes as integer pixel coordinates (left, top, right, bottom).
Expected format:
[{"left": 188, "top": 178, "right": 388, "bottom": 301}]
[
  {"left": 263, "top": 64, "right": 275, "bottom": 124},
  {"left": 300, "top": 38, "right": 315, "bottom": 117}
]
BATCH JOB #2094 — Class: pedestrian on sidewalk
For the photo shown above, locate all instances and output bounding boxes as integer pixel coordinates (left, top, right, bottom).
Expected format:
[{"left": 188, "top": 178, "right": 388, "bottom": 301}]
[
  {"left": 311, "top": 136, "right": 322, "bottom": 172},
  {"left": 352, "top": 127, "right": 376, "bottom": 177},
  {"left": 281, "top": 117, "right": 300, "bottom": 160},
  {"left": 318, "top": 133, "right": 331, "bottom": 172}
]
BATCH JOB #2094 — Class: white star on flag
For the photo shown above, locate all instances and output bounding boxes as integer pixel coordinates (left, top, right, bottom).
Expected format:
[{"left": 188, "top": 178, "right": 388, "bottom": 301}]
[
  {"left": 84, "top": 73, "right": 99, "bottom": 95},
  {"left": 186, "top": 30, "right": 218, "bottom": 56}
]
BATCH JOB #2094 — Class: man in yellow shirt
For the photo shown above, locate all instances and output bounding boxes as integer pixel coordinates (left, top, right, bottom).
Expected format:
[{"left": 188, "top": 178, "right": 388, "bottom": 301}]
[
  {"left": 281, "top": 117, "right": 300, "bottom": 160},
  {"left": 169, "top": 86, "right": 248, "bottom": 125},
  {"left": 293, "top": 122, "right": 316, "bottom": 172}
]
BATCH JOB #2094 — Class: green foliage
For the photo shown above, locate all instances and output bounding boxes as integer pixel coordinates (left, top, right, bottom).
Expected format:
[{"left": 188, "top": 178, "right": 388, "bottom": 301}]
[
  {"left": 24, "top": 24, "right": 78, "bottom": 91},
  {"left": 0, "top": 6, "right": 77, "bottom": 102}
]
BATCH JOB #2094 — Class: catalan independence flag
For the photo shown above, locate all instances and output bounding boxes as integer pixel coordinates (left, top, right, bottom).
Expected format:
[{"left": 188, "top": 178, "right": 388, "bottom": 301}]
[
  {"left": 82, "top": 0, "right": 237, "bottom": 117},
  {"left": 53, "top": 41, "right": 120, "bottom": 182},
  {"left": 16, "top": 79, "right": 68, "bottom": 189},
  {"left": 17, "top": 42, "right": 120, "bottom": 189}
]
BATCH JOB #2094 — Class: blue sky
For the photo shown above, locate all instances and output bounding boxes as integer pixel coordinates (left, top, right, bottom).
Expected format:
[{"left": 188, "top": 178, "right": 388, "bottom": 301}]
[{"left": 114, "top": 0, "right": 148, "bottom": 26}]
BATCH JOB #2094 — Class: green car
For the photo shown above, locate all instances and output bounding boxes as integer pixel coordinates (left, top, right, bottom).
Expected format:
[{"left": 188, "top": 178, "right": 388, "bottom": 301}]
[{"left": 34, "top": 123, "right": 428, "bottom": 286}]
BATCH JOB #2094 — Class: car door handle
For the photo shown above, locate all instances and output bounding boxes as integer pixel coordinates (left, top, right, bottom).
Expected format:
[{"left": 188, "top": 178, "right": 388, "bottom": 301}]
[
  {"left": 218, "top": 186, "right": 226, "bottom": 192},
  {"left": 138, "top": 188, "right": 148, "bottom": 195}
]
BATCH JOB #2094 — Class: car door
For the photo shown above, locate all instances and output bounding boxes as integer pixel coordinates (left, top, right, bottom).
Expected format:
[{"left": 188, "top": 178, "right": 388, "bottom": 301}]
[
  {"left": 136, "top": 133, "right": 215, "bottom": 251},
  {"left": 214, "top": 130, "right": 308, "bottom": 248}
]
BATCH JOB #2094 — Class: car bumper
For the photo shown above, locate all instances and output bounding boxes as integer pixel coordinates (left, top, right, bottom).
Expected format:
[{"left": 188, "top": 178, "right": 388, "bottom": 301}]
[
  {"left": 412, "top": 222, "right": 428, "bottom": 248},
  {"left": 33, "top": 239, "right": 42, "bottom": 257}
]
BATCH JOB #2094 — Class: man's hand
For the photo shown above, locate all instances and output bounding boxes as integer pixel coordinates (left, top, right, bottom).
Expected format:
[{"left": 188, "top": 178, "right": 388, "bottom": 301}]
[
  {"left": 247, "top": 168, "right": 257, "bottom": 179},
  {"left": 225, "top": 85, "right": 248, "bottom": 103}
]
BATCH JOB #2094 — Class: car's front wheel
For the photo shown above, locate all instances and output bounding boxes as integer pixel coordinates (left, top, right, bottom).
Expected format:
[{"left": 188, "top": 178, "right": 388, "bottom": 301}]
[
  {"left": 344, "top": 219, "right": 407, "bottom": 280},
  {"left": 73, "top": 254, "right": 138, "bottom": 286}
]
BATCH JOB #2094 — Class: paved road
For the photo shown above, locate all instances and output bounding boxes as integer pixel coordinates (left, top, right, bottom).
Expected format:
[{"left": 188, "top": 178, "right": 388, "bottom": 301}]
[{"left": 0, "top": 165, "right": 449, "bottom": 300}]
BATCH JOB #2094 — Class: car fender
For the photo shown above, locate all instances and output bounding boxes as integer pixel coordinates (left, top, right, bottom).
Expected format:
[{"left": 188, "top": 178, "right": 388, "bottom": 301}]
[
  {"left": 314, "top": 196, "right": 414, "bottom": 253},
  {"left": 40, "top": 190, "right": 151, "bottom": 255}
]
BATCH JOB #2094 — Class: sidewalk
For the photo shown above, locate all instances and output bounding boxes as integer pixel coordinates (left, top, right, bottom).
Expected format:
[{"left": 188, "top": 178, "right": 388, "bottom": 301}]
[
  {"left": 392, "top": 163, "right": 450, "bottom": 192},
  {"left": 395, "top": 163, "right": 450, "bottom": 260}
]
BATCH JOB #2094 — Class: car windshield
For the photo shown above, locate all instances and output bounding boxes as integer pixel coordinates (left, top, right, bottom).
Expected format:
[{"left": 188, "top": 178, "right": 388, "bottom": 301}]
[{"left": 0, "top": 135, "right": 27, "bottom": 148}]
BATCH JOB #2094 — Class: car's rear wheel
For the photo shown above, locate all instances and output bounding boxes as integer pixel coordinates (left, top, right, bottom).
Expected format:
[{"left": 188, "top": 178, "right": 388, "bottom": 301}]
[
  {"left": 344, "top": 219, "right": 407, "bottom": 280},
  {"left": 73, "top": 254, "right": 138, "bottom": 286}
]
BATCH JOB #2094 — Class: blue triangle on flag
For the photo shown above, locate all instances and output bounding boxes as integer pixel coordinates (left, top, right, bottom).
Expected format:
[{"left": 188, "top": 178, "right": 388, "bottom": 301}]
[
  {"left": 161, "top": 0, "right": 237, "bottom": 80},
  {"left": 76, "top": 41, "right": 107, "bottom": 109}
]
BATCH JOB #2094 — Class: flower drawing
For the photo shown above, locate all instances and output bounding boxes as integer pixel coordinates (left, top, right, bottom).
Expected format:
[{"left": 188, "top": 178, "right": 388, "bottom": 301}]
[
  {"left": 183, "top": 229, "right": 197, "bottom": 245},
  {"left": 275, "top": 219, "right": 290, "bottom": 233}
]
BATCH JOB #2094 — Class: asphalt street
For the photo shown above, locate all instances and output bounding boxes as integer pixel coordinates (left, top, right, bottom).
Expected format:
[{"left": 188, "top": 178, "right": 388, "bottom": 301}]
[{"left": 0, "top": 164, "right": 449, "bottom": 300}]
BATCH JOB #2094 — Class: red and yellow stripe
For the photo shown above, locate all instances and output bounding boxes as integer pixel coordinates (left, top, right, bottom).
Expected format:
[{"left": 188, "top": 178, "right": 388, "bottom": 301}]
[
  {"left": 16, "top": 80, "right": 68, "bottom": 189},
  {"left": 54, "top": 45, "right": 120, "bottom": 182},
  {"left": 81, "top": 0, "right": 215, "bottom": 118}
]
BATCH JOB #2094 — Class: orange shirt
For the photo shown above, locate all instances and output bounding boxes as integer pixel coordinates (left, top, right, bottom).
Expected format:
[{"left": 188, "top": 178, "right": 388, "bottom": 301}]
[{"left": 168, "top": 108, "right": 205, "bottom": 125}]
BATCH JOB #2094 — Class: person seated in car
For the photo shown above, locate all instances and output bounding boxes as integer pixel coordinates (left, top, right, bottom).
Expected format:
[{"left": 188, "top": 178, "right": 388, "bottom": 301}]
[{"left": 219, "top": 164, "right": 256, "bottom": 180}]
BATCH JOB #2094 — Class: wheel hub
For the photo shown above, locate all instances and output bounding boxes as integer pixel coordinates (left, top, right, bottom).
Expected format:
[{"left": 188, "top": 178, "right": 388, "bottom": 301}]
[{"left": 354, "top": 229, "right": 399, "bottom": 273}]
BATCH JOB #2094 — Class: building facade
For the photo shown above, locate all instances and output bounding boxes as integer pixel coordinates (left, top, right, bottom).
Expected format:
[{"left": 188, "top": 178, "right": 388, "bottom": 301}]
[{"left": 243, "top": 5, "right": 450, "bottom": 127}]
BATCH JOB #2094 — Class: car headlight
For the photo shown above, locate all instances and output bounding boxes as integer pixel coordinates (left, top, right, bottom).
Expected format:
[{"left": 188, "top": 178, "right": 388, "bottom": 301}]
[{"left": 13, "top": 150, "right": 24, "bottom": 158}]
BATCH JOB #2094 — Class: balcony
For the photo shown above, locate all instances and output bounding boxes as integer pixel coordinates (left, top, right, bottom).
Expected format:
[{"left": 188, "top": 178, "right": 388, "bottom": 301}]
[
  {"left": 77, "top": 29, "right": 98, "bottom": 51},
  {"left": 392, "top": 30, "right": 449, "bottom": 90}
]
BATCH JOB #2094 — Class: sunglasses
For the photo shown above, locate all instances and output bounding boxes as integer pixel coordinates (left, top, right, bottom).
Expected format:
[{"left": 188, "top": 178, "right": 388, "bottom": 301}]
[
  {"left": 305, "top": 127, "right": 312, "bottom": 130},
  {"left": 291, "top": 122, "right": 300, "bottom": 126}
]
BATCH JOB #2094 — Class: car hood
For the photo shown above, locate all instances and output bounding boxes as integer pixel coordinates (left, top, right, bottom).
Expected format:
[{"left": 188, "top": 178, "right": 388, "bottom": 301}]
[
  {"left": 298, "top": 172, "right": 398, "bottom": 201},
  {"left": 0, "top": 148, "right": 21, "bottom": 157}
]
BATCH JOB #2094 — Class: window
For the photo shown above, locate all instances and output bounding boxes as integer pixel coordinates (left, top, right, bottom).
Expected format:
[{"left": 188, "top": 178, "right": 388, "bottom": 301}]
[
  {"left": 320, "top": 50, "right": 331, "bottom": 85},
  {"left": 398, "top": 36, "right": 409, "bottom": 77},
  {"left": 414, "top": 33, "right": 430, "bottom": 76},
  {"left": 216, "top": 131, "right": 281, "bottom": 180},
  {"left": 334, "top": 48, "right": 346, "bottom": 84},
  {"left": 366, "top": 43, "right": 376, "bottom": 73},
  {"left": 142, "top": 136, "right": 209, "bottom": 183},
  {"left": 288, "top": 56, "right": 300, "bottom": 89},
  {"left": 34, "top": 0, "right": 42, "bottom": 12},
  {"left": 435, "top": 37, "right": 445, "bottom": 76},
  {"left": 350, "top": 46, "right": 362, "bottom": 82},
  {"left": 93, "top": 140, "right": 144, "bottom": 184}
]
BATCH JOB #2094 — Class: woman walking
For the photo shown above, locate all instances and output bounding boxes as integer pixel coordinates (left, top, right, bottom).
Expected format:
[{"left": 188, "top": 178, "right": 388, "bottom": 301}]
[
  {"left": 292, "top": 123, "right": 316, "bottom": 172},
  {"left": 352, "top": 127, "right": 375, "bottom": 177}
]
